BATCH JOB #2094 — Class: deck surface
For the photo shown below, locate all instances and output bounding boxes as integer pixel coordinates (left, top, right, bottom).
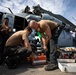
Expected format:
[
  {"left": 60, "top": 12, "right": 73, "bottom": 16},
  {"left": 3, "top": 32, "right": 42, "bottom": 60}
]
[{"left": 0, "top": 62, "right": 76, "bottom": 75}]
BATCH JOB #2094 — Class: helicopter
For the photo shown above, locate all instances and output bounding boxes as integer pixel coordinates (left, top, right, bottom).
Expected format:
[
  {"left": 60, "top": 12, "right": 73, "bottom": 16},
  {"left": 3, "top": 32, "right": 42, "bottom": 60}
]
[
  {"left": 0, "top": 5, "right": 76, "bottom": 47},
  {"left": 0, "top": 5, "right": 75, "bottom": 31}
]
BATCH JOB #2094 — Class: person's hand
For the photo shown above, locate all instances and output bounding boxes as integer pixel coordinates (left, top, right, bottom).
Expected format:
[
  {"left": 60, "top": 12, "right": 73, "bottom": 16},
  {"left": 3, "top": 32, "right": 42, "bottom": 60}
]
[
  {"left": 42, "top": 46, "right": 48, "bottom": 55},
  {"left": 43, "top": 45, "right": 47, "bottom": 50},
  {"left": 28, "top": 47, "right": 32, "bottom": 51}
]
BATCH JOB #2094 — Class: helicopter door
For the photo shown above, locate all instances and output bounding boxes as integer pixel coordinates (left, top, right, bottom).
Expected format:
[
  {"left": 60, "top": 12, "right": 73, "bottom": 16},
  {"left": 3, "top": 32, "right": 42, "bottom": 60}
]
[
  {"left": 14, "top": 16, "right": 28, "bottom": 31},
  {"left": 0, "top": 12, "right": 3, "bottom": 24}
]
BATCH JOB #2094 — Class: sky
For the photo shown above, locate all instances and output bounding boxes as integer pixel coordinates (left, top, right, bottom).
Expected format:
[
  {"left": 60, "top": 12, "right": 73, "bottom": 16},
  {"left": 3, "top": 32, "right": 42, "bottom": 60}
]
[{"left": 0, "top": 0, "right": 76, "bottom": 25}]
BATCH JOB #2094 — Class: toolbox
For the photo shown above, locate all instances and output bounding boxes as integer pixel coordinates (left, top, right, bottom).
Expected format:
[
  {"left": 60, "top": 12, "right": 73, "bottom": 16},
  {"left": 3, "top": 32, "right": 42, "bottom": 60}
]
[
  {"left": 57, "top": 59, "right": 76, "bottom": 72},
  {"left": 30, "top": 50, "right": 46, "bottom": 65},
  {"left": 58, "top": 47, "right": 76, "bottom": 72}
]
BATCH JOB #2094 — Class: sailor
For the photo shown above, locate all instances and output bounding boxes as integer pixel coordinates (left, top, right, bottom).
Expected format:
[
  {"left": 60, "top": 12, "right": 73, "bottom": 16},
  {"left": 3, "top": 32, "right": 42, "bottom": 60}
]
[
  {"left": 29, "top": 20, "right": 61, "bottom": 71},
  {"left": 3, "top": 26, "right": 32, "bottom": 69}
]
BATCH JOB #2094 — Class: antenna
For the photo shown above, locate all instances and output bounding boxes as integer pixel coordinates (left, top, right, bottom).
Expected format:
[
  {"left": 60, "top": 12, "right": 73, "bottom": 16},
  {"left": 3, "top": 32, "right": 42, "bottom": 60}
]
[{"left": 0, "top": 5, "right": 13, "bottom": 14}]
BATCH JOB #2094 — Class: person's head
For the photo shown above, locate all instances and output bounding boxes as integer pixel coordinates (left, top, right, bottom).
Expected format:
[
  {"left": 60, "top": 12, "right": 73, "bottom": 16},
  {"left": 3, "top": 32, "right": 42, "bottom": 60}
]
[
  {"left": 24, "top": 26, "right": 32, "bottom": 35},
  {"left": 3, "top": 17, "right": 9, "bottom": 25},
  {"left": 29, "top": 20, "right": 39, "bottom": 31}
]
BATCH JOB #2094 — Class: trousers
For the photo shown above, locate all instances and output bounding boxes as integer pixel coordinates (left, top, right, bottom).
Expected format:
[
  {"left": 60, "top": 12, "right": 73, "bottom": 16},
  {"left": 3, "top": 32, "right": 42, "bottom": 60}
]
[
  {"left": 46, "top": 25, "right": 62, "bottom": 64},
  {"left": 3, "top": 46, "right": 32, "bottom": 62}
]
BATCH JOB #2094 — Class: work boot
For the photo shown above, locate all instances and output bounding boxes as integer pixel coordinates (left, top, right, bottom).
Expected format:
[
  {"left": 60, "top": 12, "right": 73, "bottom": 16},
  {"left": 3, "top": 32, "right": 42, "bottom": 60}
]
[
  {"left": 5, "top": 57, "right": 18, "bottom": 69},
  {"left": 45, "top": 63, "right": 58, "bottom": 71},
  {"left": 45, "top": 39, "right": 58, "bottom": 71}
]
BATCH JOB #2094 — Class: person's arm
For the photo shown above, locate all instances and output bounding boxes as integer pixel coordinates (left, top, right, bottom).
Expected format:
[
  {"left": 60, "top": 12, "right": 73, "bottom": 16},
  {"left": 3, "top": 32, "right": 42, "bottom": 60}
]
[
  {"left": 41, "top": 25, "right": 51, "bottom": 50},
  {"left": 8, "top": 26, "right": 12, "bottom": 32},
  {"left": 6, "top": 26, "right": 12, "bottom": 34},
  {"left": 24, "top": 39, "right": 31, "bottom": 50},
  {"left": 22, "top": 32, "right": 32, "bottom": 50},
  {"left": 45, "top": 26, "right": 52, "bottom": 45},
  {"left": 41, "top": 34, "right": 47, "bottom": 50},
  {"left": 41, "top": 33, "right": 46, "bottom": 46},
  {"left": 0, "top": 25, "right": 7, "bottom": 33}
]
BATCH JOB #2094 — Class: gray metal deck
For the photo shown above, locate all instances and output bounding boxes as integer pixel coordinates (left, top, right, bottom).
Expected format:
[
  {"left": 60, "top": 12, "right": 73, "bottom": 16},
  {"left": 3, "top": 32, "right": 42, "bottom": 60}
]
[{"left": 0, "top": 62, "right": 76, "bottom": 75}]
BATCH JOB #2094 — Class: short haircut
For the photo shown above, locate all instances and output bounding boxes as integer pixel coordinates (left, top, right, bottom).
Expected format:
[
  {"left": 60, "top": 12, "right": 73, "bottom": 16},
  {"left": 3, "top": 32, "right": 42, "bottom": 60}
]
[
  {"left": 4, "top": 17, "right": 9, "bottom": 21},
  {"left": 25, "top": 26, "right": 32, "bottom": 32}
]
